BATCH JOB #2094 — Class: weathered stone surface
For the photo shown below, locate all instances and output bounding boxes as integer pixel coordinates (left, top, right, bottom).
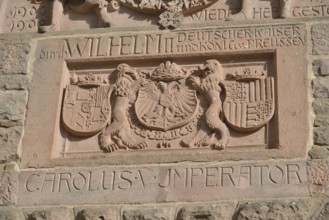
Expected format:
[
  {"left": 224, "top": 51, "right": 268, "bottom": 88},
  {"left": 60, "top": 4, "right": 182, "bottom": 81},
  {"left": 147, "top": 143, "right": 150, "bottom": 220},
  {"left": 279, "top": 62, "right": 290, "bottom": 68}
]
[
  {"left": 314, "top": 127, "right": 329, "bottom": 146},
  {"left": 75, "top": 207, "right": 118, "bottom": 220},
  {"left": 308, "top": 160, "right": 329, "bottom": 196},
  {"left": 0, "top": 127, "right": 22, "bottom": 163},
  {"left": 312, "top": 201, "right": 329, "bottom": 220},
  {"left": 314, "top": 115, "right": 329, "bottom": 127},
  {"left": 176, "top": 204, "right": 235, "bottom": 220},
  {"left": 313, "top": 60, "right": 329, "bottom": 77},
  {"left": 313, "top": 99, "right": 329, "bottom": 115},
  {"left": 0, "top": 41, "right": 30, "bottom": 75},
  {"left": 312, "top": 23, "right": 329, "bottom": 55},
  {"left": 236, "top": 200, "right": 313, "bottom": 220},
  {"left": 0, "top": 76, "right": 29, "bottom": 90},
  {"left": 309, "top": 146, "right": 329, "bottom": 159},
  {"left": 0, "top": 164, "right": 17, "bottom": 206},
  {"left": 0, "top": 207, "right": 24, "bottom": 220},
  {"left": 24, "top": 207, "right": 73, "bottom": 220},
  {"left": 313, "top": 76, "right": 329, "bottom": 98},
  {"left": 0, "top": 91, "right": 27, "bottom": 128},
  {"left": 122, "top": 207, "right": 172, "bottom": 220}
]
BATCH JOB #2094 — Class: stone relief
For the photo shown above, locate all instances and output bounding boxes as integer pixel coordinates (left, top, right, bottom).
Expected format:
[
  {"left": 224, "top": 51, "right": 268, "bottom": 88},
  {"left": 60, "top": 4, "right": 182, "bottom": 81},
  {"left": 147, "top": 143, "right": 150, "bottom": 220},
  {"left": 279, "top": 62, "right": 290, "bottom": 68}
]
[
  {"left": 2, "top": 0, "right": 329, "bottom": 32},
  {"left": 36, "top": 0, "right": 294, "bottom": 30},
  {"left": 61, "top": 59, "right": 275, "bottom": 152},
  {"left": 39, "top": 0, "right": 218, "bottom": 30},
  {"left": 40, "top": 0, "right": 117, "bottom": 31}
]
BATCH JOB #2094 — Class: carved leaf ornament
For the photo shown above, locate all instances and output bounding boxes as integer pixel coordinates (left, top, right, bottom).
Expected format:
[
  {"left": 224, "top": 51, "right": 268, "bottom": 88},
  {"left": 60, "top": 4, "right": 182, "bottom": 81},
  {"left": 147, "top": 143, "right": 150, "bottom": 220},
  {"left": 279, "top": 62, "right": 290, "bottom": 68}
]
[{"left": 61, "top": 60, "right": 275, "bottom": 152}]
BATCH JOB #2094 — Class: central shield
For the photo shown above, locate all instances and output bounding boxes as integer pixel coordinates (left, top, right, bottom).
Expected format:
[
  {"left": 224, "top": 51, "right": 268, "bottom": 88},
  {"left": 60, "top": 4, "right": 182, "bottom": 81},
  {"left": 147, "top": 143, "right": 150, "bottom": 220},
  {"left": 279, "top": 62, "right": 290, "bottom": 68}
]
[{"left": 135, "top": 81, "right": 199, "bottom": 131}]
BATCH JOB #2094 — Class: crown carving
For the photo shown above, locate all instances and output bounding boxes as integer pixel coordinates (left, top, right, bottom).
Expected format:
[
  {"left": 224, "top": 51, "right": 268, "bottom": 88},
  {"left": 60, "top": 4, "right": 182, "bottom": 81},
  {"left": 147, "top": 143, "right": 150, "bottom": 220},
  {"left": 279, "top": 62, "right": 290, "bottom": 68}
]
[
  {"left": 234, "top": 68, "right": 265, "bottom": 81},
  {"left": 149, "top": 61, "right": 188, "bottom": 81},
  {"left": 72, "top": 73, "right": 107, "bottom": 87}
]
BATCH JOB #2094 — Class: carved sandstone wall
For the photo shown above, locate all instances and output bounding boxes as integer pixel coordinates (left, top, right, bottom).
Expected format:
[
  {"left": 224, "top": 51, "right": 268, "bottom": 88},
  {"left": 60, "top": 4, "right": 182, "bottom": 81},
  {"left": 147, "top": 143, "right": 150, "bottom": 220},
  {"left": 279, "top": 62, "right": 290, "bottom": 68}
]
[{"left": 1, "top": 0, "right": 329, "bottom": 219}]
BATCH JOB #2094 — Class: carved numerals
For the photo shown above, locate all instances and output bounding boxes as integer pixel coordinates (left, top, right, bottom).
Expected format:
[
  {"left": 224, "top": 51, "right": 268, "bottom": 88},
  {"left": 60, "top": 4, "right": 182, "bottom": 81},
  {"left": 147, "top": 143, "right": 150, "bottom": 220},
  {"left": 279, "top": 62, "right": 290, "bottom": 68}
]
[{"left": 5, "top": 2, "right": 49, "bottom": 33}]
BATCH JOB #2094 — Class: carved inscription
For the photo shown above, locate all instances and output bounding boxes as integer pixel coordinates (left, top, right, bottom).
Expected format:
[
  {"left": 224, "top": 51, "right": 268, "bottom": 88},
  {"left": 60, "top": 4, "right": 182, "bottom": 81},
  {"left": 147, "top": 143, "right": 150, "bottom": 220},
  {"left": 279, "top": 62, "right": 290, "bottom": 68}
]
[
  {"left": 37, "top": 24, "right": 305, "bottom": 60},
  {"left": 2, "top": 1, "right": 50, "bottom": 33},
  {"left": 291, "top": 0, "right": 329, "bottom": 18},
  {"left": 18, "top": 161, "right": 309, "bottom": 205}
]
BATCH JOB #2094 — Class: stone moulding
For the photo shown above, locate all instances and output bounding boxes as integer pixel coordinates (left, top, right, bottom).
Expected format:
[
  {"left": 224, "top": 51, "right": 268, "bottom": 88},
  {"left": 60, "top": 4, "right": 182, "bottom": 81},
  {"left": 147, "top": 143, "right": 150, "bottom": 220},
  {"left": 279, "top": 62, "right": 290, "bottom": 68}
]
[{"left": 21, "top": 23, "right": 308, "bottom": 168}]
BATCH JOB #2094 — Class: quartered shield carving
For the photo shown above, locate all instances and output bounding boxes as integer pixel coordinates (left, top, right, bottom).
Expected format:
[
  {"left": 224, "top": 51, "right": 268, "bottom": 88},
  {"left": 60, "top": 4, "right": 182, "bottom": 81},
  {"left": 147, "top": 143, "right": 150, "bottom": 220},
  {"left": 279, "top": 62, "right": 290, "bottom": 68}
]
[
  {"left": 223, "top": 77, "right": 275, "bottom": 132},
  {"left": 135, "top": 81, "right": 199, "bottom": 131},
  {"left": 62, "top": 75, "right": 111, "bottom": 136}
]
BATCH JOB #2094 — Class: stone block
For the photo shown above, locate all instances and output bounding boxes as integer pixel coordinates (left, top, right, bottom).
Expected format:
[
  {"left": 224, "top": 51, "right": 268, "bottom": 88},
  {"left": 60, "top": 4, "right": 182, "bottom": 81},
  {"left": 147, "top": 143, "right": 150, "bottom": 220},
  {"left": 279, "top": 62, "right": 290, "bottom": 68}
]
[
  {"left": 236, "top": 200, "right": 314, "bottom": 220},
  {"left": 0, "top": 41, "right": 30, "bottom": 75},
  {"left": 176, "top": 203, "right": 235, "bottom": 220},
  {"left": 0, "top": 127, "right": 22, "bottom": 163},
  {"left": 0, "top": 164, "right": 18, "bottom": 206},
  {"left": 0, "top": 207, "right": 24, "bottom": 220},
  {"left": 309, "top": 146, "right": 329, "bottom": 159},
  {"left": 313, "top": 99, "right": 329, "bottom": 115},
  {"left": 314, "top": 127, "right": 329, "bottom": 146},
  {"left": 312, "top": 23, "right": 329, "bottom": 55},
  {"left": 313, "top": 76, "right": 329, "bottom": 98},
  {"left": 74, "top": 207, "right": 118, "bottom": 220},
  {"left": 0, "top": 76, "right": 29, "bottom": 90},
  {"left": 313, "top": 60, "right": 329, "bottom": 77},
  {"left": 0, "top": 91, "right": 27, "bottom": 128},
  {"left": 23, "top": 207, "right": 73, "bottom": 220},
  {"left": 0, "top": 41, "right": 31, "bottom": 75},
  {"left": 308, "top": 160, "right": 329, "bottom": 196},
  {"left": 314, "top": 115, "right": 329, "bottom": 127},
  {"left": 122, "top": 207, "right": 172, "bottom": 220}
]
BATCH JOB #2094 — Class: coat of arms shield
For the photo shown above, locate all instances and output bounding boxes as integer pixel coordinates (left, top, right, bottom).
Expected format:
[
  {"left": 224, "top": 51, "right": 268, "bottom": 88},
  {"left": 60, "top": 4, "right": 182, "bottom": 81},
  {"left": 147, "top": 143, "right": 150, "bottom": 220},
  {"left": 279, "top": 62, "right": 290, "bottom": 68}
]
[
  {"left": 62, "top": 84, "right": 111, "bottom": 136},
  {"left": 223, "top": 77, "right": 275, "bottom": 132},
  {"left": 134, "top": 81, "right": 199, "bottom": 131}
]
